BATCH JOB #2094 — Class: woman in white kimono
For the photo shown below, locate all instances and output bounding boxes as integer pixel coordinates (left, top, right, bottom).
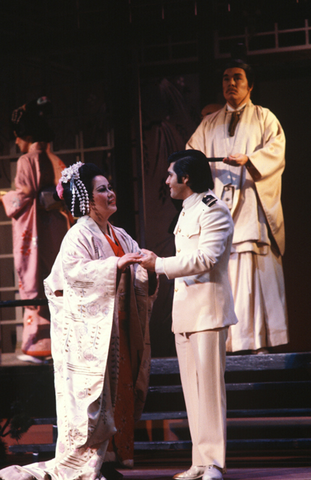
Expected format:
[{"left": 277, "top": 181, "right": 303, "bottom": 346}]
[{"left": 0, "top": 162, "right": 157, "bottom": 480}]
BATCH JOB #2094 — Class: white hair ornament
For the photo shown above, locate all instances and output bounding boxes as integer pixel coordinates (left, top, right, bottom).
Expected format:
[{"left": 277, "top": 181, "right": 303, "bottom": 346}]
[{"left": 60, "top": 161, "right": 90, "bottom": 216}]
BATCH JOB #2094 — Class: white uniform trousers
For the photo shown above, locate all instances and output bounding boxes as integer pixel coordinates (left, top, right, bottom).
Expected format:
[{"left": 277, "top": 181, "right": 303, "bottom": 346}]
[{"left": 175, "top": 328, "right": 228, "bottom": 470}]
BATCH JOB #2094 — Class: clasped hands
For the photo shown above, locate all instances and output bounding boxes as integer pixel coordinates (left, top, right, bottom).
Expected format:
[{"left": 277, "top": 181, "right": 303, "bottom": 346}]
[
  {"left": 117, "top": 249, "right": 157, "bottom": 272},
  {"left": 223, "top": 153, "right": 249, "bottom": 166}
]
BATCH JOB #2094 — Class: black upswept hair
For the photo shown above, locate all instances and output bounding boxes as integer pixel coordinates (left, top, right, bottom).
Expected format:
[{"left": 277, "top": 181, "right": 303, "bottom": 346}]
[
  {"left": 11, "top": 96, "right": 55, "bottom": 142},
  {"left": 222, "top": 59, "right": 254, "bottom": 89},
  {"left": 62, "top": 163, "right": 106, "bottom": 217}
]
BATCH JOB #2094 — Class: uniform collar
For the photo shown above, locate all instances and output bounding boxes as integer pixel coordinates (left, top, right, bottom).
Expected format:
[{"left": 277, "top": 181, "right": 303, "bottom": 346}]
[{"left": 182, "top": 192, "right": 205, "bottom": 210}]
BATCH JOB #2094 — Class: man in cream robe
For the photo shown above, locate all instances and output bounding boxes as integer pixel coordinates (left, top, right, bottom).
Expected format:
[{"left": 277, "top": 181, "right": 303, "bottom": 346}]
[
  {"left": 0, "top": 215, "right": 155, "bottom": 480},
  {"left": 186, "top": 60, "right": 288, "bottom": 353}
]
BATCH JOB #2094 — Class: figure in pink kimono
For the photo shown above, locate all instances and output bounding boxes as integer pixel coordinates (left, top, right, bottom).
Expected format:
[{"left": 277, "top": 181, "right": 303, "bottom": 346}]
[{"left": 0, "top": 97, "right": 70, "bottom": 360}]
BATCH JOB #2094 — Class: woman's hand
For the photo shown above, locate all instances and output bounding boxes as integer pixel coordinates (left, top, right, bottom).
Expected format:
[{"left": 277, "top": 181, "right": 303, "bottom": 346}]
[{"left": 117, "top": 253, "right": 143, "bottom": 272}]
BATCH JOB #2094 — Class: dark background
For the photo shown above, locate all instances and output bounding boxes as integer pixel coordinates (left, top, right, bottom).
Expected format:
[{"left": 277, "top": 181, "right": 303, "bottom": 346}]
[{"left": 0, "top": 0, "right": 310, "bottom": 356}]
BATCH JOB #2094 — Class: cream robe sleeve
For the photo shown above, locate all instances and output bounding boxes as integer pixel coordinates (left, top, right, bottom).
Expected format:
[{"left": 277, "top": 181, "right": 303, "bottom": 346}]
[
  {"left": 186, "top": 103, "right": 286, "bottom": 255},
  {"left": 247, "top": 107, "right": 286, "bottom": 254}
]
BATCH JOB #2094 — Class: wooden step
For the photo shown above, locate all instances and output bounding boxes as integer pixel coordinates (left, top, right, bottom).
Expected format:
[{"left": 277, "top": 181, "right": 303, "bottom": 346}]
[{"left": 4, "top": 353, "right": 311, "bottom": 457}]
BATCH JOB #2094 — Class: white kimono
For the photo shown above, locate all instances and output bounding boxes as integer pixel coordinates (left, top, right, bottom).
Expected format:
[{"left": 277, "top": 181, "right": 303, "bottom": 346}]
[
  {"left": 186, "top": 100, "right": 288, "bottom": 352},
  {"left": 0, "top": 216, "right": 155, "bottom": 480}
]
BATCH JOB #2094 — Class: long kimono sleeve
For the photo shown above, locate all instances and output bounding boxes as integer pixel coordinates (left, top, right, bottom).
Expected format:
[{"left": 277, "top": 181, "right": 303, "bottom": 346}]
[
  {"left": 2, "top": 155, "right": 37, "bottom": 218},
  {"left": 246, "top": 108, "right": 286, "bottom": 254},
  {"left": 47, "top": 228, "right": 120, "bottom": 368},
  {"left": 247, "top": 108, "right": 285, "bottom": 181},
  {"left": 2, "top": 155, "right": 42, "bottom": 298},
  {"left": 44, "top": 228, "right": 120, "bottom": 451}
]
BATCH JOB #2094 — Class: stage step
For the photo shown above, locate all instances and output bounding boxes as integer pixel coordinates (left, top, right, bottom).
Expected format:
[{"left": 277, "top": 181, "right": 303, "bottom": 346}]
[
  {"left": 5, "top": 352, "right": 311, "bottom": 457},
  {"left": 9, "top": 437, "right": 311, "bottom": 455},
  {"left": 133, "top": 437, "right": 311, "bottom": 451}
]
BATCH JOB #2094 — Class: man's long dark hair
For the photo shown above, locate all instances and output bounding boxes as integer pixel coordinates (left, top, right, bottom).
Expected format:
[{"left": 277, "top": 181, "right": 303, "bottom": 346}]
[{"left": 168, "top": 150, "right": 214, "bottom": 192}]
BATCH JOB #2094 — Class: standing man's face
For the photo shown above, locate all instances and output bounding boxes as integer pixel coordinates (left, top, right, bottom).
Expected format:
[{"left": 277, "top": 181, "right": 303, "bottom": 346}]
[
  {"left": 222, "top": 67, "right": 253, "bottom": 109},
  {"left": 166, "top": 162, "right": 191, "bottom": 201}
]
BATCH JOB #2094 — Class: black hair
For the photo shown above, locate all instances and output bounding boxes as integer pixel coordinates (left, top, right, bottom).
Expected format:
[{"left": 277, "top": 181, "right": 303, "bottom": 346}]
[
  {"left": 222, "top": 59, "right": 254, "bottom": 89},
  {"left": 168, "top": 150, "right": 214, "bottom": 192},
  {"left": 62, "top": 163, "right": 106, "bottom": 217},
  {"left": 11, "top": 96, "right": 54, "bottom": 142}
]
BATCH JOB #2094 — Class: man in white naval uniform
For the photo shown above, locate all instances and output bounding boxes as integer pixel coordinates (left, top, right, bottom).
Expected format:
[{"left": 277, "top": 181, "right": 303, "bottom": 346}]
[
  {"left": 186, "top": 60, "right": 288, "bottom": 354},
  {"left": 140, "top": 150, "right": 238, "bottom": 480}
]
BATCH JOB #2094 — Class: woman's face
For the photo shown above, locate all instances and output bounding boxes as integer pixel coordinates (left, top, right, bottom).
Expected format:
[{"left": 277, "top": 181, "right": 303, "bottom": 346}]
[
  {"left": 89, "top": 175, "right": 117, "bottom": 223},
  {"left": 15, "top": 135, "right": 32, "bottom": 154}
]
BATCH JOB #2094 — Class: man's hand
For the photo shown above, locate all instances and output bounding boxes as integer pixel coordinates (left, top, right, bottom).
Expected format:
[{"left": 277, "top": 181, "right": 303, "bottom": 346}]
[
  {"left": 139, "top": 249, "right": 158, "bottom": 272},
  {"left": 223, "top": 153, "right": 249, "bottom": 166},
  {"left": 117, "top": 253, "right": 143, "bottom": 272}
]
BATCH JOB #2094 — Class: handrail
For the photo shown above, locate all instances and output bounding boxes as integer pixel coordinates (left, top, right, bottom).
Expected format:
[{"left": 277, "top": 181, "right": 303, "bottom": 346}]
[{"left": 0, "top": 299, "right": 48, "bottom": 308}]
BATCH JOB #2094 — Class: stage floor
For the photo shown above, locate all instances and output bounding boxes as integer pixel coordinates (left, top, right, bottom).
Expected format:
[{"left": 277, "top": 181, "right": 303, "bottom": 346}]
[
  {"left": 119, "top": 467, "right": 311, "bottom": 479},
  {"left": 119, "top": 466, "right": 311, "bottom": 479},
  {"left": 121, "top": 451, "right": 311, "bottom": 480},
  {"left": 0, "top": 350, "right": 52, "bottom": 366},
  {"left": 1, "top": 457, "right": 311, "bottom": 480},
  {"left": 1, "top": 352, "right": 311, "bottom": 479}
]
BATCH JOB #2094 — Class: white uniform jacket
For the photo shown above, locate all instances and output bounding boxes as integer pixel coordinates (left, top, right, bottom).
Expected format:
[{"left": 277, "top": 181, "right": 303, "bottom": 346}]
[{"left": 162, "top": 191, "right": 238, "bottom": 334}]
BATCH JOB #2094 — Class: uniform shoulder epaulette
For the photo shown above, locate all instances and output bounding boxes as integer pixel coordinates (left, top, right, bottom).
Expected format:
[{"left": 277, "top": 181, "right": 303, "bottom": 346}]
[{"left": 202, "top": 194, "right": 218, "bottom": 207}]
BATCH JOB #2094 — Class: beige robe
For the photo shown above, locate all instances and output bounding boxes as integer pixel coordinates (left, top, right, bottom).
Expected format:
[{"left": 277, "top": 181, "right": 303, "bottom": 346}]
[
  {"left": 186, "top": 100, "right": 288, "bottom": 351},
  {"left": 0, "top": 216, "right": 155, "bottom": 480}
]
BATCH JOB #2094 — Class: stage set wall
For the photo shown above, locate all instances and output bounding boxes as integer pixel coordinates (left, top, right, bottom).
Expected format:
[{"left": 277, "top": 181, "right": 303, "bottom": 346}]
[
  {"left": 0, "top": 54, "right": 310, "bottom": 358},
  {"left": 138, "top": 63, "right": 311, "bottom": 357}
]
